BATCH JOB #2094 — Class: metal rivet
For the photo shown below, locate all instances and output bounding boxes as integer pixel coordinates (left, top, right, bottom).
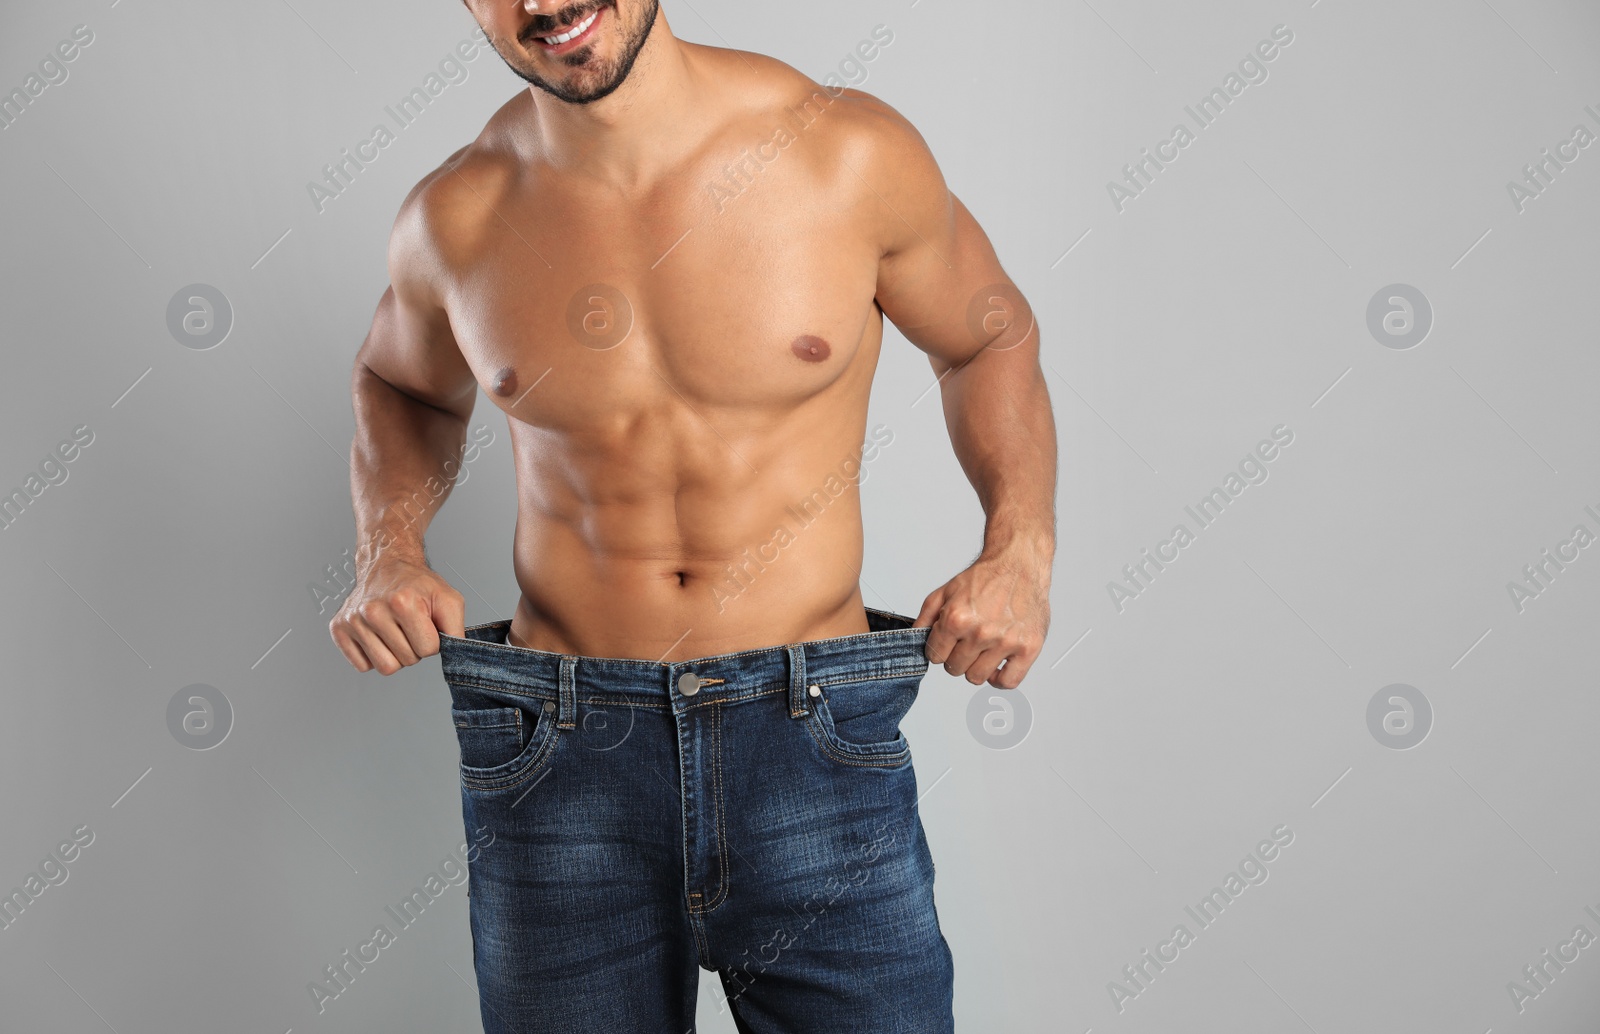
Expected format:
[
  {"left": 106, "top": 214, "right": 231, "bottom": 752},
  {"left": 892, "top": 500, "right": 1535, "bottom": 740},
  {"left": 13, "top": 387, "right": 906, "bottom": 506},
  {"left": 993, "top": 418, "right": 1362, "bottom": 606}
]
[
  {"left": 808, "top": 684, "right": 821, "bottom": 698},
  {"left": 677, "top": 672, "right": 701, "bottom": 697},
  {"left": 542, "top": 700, "right": 555, "bottom": 713}
]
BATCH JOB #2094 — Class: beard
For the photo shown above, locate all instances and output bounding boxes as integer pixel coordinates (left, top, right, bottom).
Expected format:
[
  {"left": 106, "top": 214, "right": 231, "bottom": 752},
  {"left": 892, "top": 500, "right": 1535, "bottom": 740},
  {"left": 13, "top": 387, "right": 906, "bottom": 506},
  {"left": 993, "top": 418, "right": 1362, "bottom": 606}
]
[{"left": 491, "top": 0, "right": 661, "bottom": 105}]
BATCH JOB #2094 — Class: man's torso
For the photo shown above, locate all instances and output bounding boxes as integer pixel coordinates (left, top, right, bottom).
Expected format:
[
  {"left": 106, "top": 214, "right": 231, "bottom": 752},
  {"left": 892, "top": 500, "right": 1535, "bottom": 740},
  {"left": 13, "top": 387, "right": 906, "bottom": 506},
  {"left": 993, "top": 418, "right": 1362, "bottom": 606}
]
[{"left": 412, "top": 49, "right": 904, "bottom": 660}]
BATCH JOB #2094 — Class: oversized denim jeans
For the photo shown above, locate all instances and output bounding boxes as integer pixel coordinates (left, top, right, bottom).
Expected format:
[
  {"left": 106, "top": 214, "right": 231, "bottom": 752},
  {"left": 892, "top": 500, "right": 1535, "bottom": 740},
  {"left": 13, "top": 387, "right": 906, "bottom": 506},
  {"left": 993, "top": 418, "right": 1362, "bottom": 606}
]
[{"left": 437, "top": 606, "right": 955, "bottom": 1033}]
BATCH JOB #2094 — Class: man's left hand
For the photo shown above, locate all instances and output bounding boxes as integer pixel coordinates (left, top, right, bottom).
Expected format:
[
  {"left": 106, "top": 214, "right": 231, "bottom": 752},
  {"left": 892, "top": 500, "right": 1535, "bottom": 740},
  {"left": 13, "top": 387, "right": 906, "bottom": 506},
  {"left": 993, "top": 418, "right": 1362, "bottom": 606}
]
[{"left": 914, "top": 551, "right": 1051, "bottom": 689}]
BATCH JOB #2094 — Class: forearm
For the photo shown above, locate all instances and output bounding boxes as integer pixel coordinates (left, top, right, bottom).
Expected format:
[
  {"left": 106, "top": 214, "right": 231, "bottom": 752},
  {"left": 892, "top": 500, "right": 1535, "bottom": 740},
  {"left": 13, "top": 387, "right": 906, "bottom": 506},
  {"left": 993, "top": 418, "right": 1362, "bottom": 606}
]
[
  {"left": 349, "top": 361, "right": 470, "bottom": 571},
  {"left": 937, "top": 350, "right": 1058, "bottom": 570}
]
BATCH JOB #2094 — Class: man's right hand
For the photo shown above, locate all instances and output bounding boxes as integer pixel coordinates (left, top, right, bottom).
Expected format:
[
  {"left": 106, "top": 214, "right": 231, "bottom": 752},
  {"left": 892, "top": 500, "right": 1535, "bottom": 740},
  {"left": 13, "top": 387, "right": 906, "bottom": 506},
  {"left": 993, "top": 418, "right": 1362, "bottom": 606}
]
[{"left": 329, "top": 555, "right": 467, "bottom": 675}]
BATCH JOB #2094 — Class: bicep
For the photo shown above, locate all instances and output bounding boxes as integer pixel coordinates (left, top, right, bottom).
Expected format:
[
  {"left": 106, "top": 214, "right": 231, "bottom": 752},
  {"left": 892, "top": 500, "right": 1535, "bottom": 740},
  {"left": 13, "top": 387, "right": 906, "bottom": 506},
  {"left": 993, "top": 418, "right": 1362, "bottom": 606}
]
[
  {"left": 354, "top": 201, "right": 478, "bottom": 422},
  {"left": 864, "top": 108, "right": 1035, "bottom": 373}
]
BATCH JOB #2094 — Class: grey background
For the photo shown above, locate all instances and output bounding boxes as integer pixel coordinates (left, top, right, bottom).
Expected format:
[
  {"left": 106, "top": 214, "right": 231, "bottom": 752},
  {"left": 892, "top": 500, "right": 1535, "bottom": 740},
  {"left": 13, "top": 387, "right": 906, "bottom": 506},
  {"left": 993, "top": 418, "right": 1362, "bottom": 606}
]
[{"left": 2, "top": 0, "right": 1597, "bottom": 1030}]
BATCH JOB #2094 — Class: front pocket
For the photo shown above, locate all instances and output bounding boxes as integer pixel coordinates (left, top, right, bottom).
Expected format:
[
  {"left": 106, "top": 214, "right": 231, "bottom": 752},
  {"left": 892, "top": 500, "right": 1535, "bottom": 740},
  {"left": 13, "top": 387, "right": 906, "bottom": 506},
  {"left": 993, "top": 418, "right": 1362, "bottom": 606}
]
[
  {"left": 805, "top": 675, "right": 919, "bottom": 768},
  {"left": 452, "top": 706, "right": 526, "bottom": 770},
  {"left": 451, "top": 702, "right": 559, "bottom": 790}
]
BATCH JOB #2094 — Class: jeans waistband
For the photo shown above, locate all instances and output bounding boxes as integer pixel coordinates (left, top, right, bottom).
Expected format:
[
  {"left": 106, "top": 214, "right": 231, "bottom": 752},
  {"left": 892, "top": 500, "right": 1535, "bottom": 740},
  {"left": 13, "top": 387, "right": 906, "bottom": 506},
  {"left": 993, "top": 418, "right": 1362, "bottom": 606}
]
[{"left": 438, "top": 606, "right": 931, "bottom": 710}]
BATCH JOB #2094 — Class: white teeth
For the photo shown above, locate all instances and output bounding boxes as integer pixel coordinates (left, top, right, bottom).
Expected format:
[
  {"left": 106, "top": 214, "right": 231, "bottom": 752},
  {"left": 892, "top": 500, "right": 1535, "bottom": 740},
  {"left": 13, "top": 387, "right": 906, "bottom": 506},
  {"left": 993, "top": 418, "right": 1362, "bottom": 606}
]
[{"left": 541, "top": 10, "right": 597, "bottom": 45}]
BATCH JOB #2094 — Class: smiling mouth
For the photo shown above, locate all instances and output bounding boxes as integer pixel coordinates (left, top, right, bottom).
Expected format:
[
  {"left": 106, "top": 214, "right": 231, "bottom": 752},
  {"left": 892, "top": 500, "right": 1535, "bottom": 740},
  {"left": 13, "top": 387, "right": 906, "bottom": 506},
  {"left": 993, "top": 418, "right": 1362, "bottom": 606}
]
[{"left": 531, "top": 5, "right": 605, "bottom": 52}]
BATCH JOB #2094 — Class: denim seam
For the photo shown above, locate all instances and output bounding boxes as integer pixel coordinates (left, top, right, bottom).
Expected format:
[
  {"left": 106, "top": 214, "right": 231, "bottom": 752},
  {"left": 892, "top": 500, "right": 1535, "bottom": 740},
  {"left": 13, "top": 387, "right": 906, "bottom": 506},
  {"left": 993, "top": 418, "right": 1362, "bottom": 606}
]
[
  {"left": 446, "top": 618, "right": 927, "bottom": 666},
  {"left": 681, "top": 686, "right": 785, "bottom": 712},
  {"left": 691, "top": 700, "right": 731, "bottom": 915},
  {"left": 811, "top": 665, "right": 928, "bottom": 690},
  {"left": 689, "top": 912, "right": 712, "bottom": 968},
  {"left": 448, "top": 676, "right": 671, "bottom": 709},
  {"left": 452, "top": 716, "right": 520, "bottom": 729},
  {"left": 804, "top": 706, "right": 912, "bottom": 768},
  {"left": 447, "top": 672, "right": 922, "bottom": 702},
  {"left": 460, "top": 712, "right": 560, "bottom": 791}
]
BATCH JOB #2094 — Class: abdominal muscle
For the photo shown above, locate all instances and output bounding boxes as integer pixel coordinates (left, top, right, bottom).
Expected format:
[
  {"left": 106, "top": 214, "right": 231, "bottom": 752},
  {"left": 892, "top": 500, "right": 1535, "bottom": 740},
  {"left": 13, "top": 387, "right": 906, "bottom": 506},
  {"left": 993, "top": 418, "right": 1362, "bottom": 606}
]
[{"left": 501, "top": 413, "right": 875, "bottom": 661}]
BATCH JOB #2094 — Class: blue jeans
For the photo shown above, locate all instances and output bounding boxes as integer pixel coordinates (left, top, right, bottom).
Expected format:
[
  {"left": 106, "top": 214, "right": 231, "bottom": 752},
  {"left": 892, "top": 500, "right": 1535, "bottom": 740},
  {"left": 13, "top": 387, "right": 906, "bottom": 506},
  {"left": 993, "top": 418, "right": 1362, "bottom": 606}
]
[{"left": 438, "top": 607, "right": 955, "bottom": 1033}]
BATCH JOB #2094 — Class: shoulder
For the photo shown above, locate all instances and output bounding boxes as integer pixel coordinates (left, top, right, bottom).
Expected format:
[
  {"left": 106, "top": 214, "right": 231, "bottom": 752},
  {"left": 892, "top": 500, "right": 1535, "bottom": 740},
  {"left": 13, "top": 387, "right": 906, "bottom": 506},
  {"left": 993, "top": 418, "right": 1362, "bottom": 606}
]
[
  {"left": 741, "top": 70, "right": 946, "bottom": 200},
  {"left": 388, "top": 131, "right": 523, "bottom": 290},
  {"left": 793, "top": 86, "right": 952, "bottom": 256}
]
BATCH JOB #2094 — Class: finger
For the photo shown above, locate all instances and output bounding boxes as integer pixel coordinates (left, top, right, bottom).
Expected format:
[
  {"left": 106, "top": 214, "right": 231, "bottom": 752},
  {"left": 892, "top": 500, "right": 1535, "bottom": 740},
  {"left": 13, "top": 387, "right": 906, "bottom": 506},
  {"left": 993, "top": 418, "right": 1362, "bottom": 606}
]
[
  {"left": 991, "top": 644, "right": 1040, "bottom": 689},
  {"left": 347, "top": 619, "right": 404, "bottom": 675},
  {"left": 329, "top": 623, "right": 373, "bottom": 673},
  {"left": 433, "top": 586, "right": 466, "bottom": 639},
  {"left": 941, "top": 635, "right": 987, "bottom": 680},
  {"left": 355, "top": 610, "right": 420, "bottom": 669},
  {"left": 912, "top": 586, "right": 946, "bottom": 630},
  {"left": 924, "top": 612, "right": 962, "bottom": 666},
  {"left": 388, "top": 592, "right": 442, "bottom": 661},
  {"left": 964, "top": 645, "right": 1012, "bottom": 686}
]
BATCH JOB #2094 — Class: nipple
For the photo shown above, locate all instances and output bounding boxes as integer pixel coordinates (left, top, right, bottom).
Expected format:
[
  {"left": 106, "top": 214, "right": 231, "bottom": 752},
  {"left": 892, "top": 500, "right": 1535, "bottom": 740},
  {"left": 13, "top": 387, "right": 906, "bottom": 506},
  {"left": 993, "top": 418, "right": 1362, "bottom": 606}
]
[
  {"left": 790, "top": 335, "right": 831, "bottom": 363},
  {"left": 491, "top": 366, "right": 518, "bottom": 397}
]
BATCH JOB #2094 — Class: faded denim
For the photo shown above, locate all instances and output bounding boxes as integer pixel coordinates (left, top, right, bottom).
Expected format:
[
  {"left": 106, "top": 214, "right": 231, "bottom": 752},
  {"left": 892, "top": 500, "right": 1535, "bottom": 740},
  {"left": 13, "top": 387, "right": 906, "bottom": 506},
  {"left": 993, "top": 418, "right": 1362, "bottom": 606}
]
[{"left": 438, "top": 606, "right": 955, "bottom": 1033}]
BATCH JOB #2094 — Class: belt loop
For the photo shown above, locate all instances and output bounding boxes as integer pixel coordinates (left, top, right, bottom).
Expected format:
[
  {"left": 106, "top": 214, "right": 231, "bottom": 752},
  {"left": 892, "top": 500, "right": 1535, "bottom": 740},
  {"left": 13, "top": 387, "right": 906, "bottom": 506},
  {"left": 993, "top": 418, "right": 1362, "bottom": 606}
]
[
  {"left": 558, "top": 655, "right": 577, "bottom": 730},
  {"left": 787, "top": 644, "right": 810, "bottom": 719}
]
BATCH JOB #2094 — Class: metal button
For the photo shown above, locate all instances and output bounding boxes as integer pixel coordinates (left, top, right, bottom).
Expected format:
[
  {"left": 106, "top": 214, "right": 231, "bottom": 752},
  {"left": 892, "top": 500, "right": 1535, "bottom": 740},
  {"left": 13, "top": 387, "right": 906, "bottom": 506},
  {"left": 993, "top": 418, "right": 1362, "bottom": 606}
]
[
  {"left": 808, "top": 684, "right": 821, "bottom": 698},
  {"left": 677, "top": 672, "right": 701, "bottom": 697},
  {"left": 542, "top": 700, "right": 556, "bottom": 713}
]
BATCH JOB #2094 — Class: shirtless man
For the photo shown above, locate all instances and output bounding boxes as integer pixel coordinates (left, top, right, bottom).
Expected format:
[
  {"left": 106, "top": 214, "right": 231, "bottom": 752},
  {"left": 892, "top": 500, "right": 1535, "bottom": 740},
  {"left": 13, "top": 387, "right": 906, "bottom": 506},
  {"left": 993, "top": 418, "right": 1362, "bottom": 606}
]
[{"left": 330, "top": 1, "right": 1055, "bottom": 1030}]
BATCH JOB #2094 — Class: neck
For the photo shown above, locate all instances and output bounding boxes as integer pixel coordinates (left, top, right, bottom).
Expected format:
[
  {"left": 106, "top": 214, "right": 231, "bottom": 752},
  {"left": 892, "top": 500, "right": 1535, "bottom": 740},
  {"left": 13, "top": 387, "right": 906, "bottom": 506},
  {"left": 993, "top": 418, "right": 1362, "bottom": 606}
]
[{"left": 524, "top": 10, "right": 706, "bottom": 188}]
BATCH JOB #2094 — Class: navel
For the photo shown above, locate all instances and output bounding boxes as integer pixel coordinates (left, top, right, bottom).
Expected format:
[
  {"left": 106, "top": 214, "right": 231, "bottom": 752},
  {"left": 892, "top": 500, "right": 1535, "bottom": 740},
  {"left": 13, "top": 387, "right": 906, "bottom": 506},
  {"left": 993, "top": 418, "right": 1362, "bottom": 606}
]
[
  {"left": 491, "top": 366, "right": 518, "bottom": 397},
  {"left": 790, "top": 334, "right": 831, "bottom": 363}
]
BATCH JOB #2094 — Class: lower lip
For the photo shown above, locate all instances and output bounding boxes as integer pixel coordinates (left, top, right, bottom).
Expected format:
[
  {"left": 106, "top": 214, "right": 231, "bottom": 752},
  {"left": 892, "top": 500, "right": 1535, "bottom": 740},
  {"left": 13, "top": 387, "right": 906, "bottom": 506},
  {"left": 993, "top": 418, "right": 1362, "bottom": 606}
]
[{"left": 535, "top": 7, "right": 604, "bottom": 55}]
